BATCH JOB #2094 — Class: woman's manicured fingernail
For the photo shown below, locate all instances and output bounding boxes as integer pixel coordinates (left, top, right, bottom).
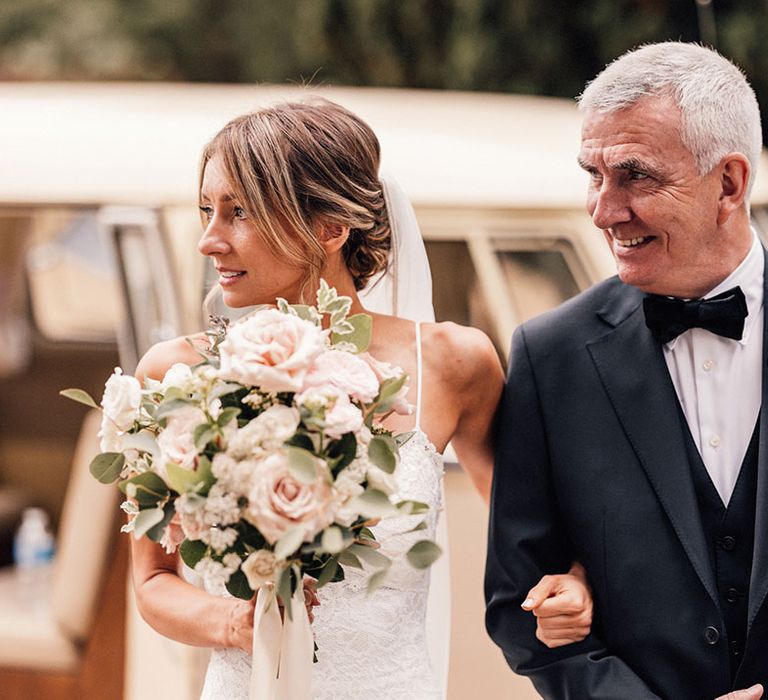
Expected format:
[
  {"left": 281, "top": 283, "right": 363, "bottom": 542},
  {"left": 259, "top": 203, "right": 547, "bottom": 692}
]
[{"left": 521, "top": 598, "right": 534, "bottom": 610}]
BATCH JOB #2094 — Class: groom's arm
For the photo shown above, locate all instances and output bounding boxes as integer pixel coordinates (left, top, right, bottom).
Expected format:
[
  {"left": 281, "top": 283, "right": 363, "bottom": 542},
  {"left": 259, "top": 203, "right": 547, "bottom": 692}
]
[{"left": 484, "top": 326, "right": 659, "bottom": 699}]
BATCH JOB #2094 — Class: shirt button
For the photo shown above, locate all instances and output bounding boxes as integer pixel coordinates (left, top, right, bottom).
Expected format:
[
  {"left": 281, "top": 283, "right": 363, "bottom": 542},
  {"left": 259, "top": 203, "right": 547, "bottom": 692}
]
[
  {"left": 702, "top": 359, "right": 714, "bottom": 372},
  {"left": 725, "top": 587, "right": 740, "bottom": 604},
  {"left": 704, "top": 626, "right": 720, "bottom": 645},
  {"left": 709, "top": 435, "right": 721, "bottom": 448},
  {"left": 720, "top": 536, "right": 737, "bottom": 551},
  {"left": 730, "top": 640, "right": 742, "bottom": 657}
]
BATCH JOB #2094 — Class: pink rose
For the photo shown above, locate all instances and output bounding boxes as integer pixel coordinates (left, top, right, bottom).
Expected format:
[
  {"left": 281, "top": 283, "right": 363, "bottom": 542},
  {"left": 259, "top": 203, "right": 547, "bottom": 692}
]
[
  {"left": 159, "top": 514, "right": 186, "bottom": 554},
  {"left": 302, "top": 349, "right": 379, "bottom": 404},
  {"left": 359, "top": 353, "right": 412, "bottom": 415},
  {"left": 244, "top": 452, "right": 333, "bottom": 544},
  {"left": 156, "top": 405, "right": 206, "bottom": 478},
  {"left": 218, "top": 309, "right": 327, "bottom": 393}
]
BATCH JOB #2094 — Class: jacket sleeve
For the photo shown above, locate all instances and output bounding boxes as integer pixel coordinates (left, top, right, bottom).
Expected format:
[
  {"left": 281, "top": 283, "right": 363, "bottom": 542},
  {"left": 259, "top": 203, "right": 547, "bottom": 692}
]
[{"left": 484, "top": 325, "right": 659, "bottom": 699}]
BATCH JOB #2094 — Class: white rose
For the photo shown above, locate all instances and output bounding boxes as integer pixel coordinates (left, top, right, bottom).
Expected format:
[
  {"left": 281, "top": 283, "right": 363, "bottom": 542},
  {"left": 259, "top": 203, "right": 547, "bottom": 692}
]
[
  {"left": 156, "top": 405, "right": 207, "bottom": 477},
  {"left": 302, "top": 350, "right": 379, "bottom": 404},
  {"left": 161, "top": 363, "right": 193, "bottom": 390},
  {"left": 218, "top": 309, "right": 327, "bottom": 393},
  {"left": 241, "top": 549, "right": 278, "bottom": 590},
  {"left": 99, "top": 367, "right": 142, "bottom": 452}
]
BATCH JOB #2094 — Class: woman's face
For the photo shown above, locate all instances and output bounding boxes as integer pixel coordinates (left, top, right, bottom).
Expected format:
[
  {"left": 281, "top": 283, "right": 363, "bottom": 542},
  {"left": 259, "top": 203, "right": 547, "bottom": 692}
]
[{"left": 198, "top": 155, "right": 305, "bottom": 307}]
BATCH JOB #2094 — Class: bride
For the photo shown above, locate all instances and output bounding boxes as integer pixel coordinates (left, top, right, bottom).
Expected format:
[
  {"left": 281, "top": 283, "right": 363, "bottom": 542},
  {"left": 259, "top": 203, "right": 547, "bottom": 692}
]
[{"left": 131, "top": 98, "right": 593, "bottom": 698}]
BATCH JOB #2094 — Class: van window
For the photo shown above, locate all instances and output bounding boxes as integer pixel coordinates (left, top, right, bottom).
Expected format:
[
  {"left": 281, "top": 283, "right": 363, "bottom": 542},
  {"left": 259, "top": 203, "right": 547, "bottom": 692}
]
[{"left": 26, "top": 209, "right": 120, "bottom": 343}]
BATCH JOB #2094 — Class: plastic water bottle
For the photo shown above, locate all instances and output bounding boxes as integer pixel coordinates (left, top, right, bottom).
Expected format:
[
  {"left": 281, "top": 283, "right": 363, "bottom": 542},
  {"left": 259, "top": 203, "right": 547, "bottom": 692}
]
[{"left": 13, "top": 507, "right": 55, "bottom": 607}]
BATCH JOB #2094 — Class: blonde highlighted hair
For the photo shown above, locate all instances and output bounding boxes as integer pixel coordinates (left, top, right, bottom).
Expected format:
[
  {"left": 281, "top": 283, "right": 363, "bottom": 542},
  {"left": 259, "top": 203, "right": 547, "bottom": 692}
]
[{"left": 200, "top": 98, "right": 391, "bottom": 304}]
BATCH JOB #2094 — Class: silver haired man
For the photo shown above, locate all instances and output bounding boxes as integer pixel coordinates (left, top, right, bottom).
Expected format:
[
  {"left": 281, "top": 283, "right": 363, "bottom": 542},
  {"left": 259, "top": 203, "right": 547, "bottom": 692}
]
[{"left": 486, "top": 42, "right": 767, "bottom": 699}]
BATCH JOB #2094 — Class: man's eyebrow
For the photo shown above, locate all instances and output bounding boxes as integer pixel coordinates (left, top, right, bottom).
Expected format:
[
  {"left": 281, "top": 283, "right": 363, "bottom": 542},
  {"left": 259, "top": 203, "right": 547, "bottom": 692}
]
[
  {"left": 577, "top": 157, "right": 596, "bottom": 171},
  {"left": 610, "top": 158, "right": 661, "bottom": 176}
]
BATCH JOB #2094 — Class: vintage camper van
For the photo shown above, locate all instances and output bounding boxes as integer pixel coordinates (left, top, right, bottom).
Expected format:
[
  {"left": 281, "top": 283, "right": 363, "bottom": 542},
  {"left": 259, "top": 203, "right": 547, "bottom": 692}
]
[{"left": 2, "top": 83, "right": 768, "bottom": 700}]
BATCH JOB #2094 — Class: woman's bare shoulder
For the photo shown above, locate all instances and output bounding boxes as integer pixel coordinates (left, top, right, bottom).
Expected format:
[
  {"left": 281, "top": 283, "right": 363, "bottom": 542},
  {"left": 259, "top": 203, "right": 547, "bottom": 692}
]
[
  {"left": 421, "top": 321, "right": 503, "bottom": 389},
  {"left": 135, "top": 332, "right": 209, "bottom": 383}
]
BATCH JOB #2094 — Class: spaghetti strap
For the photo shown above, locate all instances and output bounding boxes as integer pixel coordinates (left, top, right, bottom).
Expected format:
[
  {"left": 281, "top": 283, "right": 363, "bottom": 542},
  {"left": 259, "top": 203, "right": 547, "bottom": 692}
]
[{"left": 414, "top": 321, "right": 423, "bottom": 430}]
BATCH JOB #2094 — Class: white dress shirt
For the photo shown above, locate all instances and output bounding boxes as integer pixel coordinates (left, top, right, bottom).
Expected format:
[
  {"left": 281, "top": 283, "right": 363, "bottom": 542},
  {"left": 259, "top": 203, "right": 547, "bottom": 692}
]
[{"left": 662, "top": 232, "right": 764, "bottom": 506}]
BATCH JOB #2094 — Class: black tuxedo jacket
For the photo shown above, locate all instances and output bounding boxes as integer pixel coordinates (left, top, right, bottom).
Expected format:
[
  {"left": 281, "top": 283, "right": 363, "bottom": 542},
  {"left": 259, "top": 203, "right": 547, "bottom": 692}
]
[{"left": 485, "top": 266, "right": 768, "bottom": 699}]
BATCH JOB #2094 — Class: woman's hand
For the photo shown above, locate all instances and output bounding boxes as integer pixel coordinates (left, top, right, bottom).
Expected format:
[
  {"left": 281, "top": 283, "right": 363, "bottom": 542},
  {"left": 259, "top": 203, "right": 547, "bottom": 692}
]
[
  {"left": 521, "top": 562, "right": 593, "bottom": 648},
  {"left": 229, "top": 577, "right": 321, "bottom": 653}
]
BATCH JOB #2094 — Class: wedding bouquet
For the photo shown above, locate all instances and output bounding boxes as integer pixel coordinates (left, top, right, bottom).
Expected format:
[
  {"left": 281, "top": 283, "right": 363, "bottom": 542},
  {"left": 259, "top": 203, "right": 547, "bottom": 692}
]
[{"left": 62, "top": 281, "right": 440, "bottom": 619}]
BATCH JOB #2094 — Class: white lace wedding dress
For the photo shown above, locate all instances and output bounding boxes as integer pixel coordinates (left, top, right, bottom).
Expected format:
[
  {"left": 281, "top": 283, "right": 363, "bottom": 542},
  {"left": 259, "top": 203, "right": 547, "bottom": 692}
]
[{"left": 200, "top": 323, "right": 445, "bottom": 699}]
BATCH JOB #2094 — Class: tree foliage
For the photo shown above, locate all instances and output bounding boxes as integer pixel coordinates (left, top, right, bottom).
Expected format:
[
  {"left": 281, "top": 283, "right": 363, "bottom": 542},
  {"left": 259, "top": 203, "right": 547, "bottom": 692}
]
[{"left": 2, "top": 1, "right": 768, "bottom": 137}]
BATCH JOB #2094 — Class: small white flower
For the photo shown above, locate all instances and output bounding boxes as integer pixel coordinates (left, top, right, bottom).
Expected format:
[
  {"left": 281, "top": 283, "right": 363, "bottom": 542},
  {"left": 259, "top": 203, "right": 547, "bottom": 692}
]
[{"left": 203, "top": 526, "right": 239, "bottom": 553}]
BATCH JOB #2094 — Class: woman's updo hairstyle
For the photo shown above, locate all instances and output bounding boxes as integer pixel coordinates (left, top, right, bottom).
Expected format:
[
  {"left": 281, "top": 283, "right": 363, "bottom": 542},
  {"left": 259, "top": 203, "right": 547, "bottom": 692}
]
[{"left": 200, "top": 98, "right": 391, "bottom": 299}]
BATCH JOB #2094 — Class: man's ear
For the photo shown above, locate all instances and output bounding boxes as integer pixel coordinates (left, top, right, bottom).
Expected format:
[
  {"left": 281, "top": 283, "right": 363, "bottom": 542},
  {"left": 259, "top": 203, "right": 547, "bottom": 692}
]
[
  {"left": 317, "top": 221, "right": 350, "bottom": 254},
  {"left": 717, "top": 152, "right": 751, "bottom": 224}
]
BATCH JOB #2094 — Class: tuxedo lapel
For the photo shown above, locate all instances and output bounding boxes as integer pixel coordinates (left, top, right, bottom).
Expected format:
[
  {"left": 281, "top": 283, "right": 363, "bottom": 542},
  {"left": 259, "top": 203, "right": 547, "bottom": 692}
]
[
  {"left": 587, "top": 300, "right": 719, "bottom": 607},
  {"left": 747, "top": 248, "right": 768, "bottom": 634}
]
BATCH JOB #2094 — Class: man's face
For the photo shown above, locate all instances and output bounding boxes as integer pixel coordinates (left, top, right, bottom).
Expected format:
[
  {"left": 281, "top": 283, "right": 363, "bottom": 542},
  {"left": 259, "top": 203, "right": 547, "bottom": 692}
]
[{"left": 578, "top": 95, "right": 728, "bottom": 298}]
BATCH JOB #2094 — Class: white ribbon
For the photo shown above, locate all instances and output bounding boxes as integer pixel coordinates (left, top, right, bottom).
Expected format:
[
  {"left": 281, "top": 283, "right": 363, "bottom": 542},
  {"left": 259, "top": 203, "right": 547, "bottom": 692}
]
[{"left": 249, "top": 582, "right": 314, "bottom": 700}]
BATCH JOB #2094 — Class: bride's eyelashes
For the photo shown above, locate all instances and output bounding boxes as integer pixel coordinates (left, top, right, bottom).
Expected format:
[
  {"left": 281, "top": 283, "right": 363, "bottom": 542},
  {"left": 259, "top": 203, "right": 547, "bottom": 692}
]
[{"left": 198, "top": 204, "right": 248, "bottom": 221}]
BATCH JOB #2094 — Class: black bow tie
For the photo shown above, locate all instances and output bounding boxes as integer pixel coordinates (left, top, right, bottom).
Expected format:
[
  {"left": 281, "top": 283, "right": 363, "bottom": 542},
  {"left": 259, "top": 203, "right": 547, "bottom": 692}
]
[{"left": 643, "top": 286, "right": 748, "bottom": 344}]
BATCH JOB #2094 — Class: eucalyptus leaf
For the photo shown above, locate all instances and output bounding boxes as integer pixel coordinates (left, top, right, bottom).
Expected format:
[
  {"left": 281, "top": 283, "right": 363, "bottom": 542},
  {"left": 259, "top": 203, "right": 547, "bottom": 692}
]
[
  {"left": 155, "top": 398, "right": 194, "bottom": 421},
  {"left": 59, "top": 388, "right": 100, "bottom": 409},
  {"left": 217, "top": 407, "right": 241, "bottom": 428},
  {"left": 133, "top": 507, "right": 166, "bottom": 539},
  {"left": 349, "top": 543, "right": 391, "bottom": 569},
  {"left": 336, "top": 550, "right": 363, "bottom": 570},
  {"left": 327, "top": 432, "right": 357, "bottom": 475},
  {"left": 225, "top": 568, "right": 254, "bottom": 600},
  {"left": 366, "top": 568, "right": 389, "bottom": 594},
  {"left": 286, "top": 446, "right": 318, "bottom": 484},
  {"left": 179, "top": 539, "right": 208, "bottom": 569},
  {"left": 396, "top": 500, "right": 430, "bottom": 515},
  {"left": 276, "top": 566, "right": 293, "bottom": 621},
  {"left": 349, "top": 488, "right": 396, "bottom": 518},
  {"left": 395, "top": 431, "right": 415, "bottom": 448},
  {"left": 406, "top": 540, "right": 443, "bottom": 569},
  {"left": 316, "top": 557, "right": 339, "bottom": 588},
  {"left": 285, "top": 433, "right": 316, "bottom": 453},
  {"left": 146, "top": 502, "right": 176, "bottom": 542},
  {"left": 89, "top": 452, "right": 125, "bottom": 484},
  {"left": 121, "top": 431, "right": 160, "bottom": 458},
  {"left": 166, "top": 461, "right": 214, "bottom": 494},
  {"left": 320, "top": 526, "right": 345, "bottom": 554},
  {"left": 119, "top": 471, "right": 169, "bottom": 506},
  {"left": 330, "top": 313, "right": 372, "bottom": 352},
  {"left": 377, "top": 374, "right": 408, "bottom": 402},
  {"left": 274, "top": 527, "right": 305, "bottom": 560},
  {"left": 368, "top": 435, "right": 397, "bottom": 474},
  {"left": 193, "top": 423, "right": 216, "bottom": 451}
]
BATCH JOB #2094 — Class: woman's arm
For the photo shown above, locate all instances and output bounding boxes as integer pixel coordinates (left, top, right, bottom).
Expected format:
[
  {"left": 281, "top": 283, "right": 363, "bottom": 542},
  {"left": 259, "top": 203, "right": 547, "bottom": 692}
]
[
  {"left": 436, "top": 324, "right": 594, "bottom": 647},
  {"left": 129, "top": 336, "right": 255, "bottom": 652},
  {"left": 131, "top": 535, "right": 255, "bottom": 651}
]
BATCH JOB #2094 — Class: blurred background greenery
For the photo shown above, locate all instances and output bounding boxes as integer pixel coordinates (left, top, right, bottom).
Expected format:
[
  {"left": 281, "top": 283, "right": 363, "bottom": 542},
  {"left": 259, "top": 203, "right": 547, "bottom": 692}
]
[{"left": 1, "top": 0, "right": 767, "bottom": 137}]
